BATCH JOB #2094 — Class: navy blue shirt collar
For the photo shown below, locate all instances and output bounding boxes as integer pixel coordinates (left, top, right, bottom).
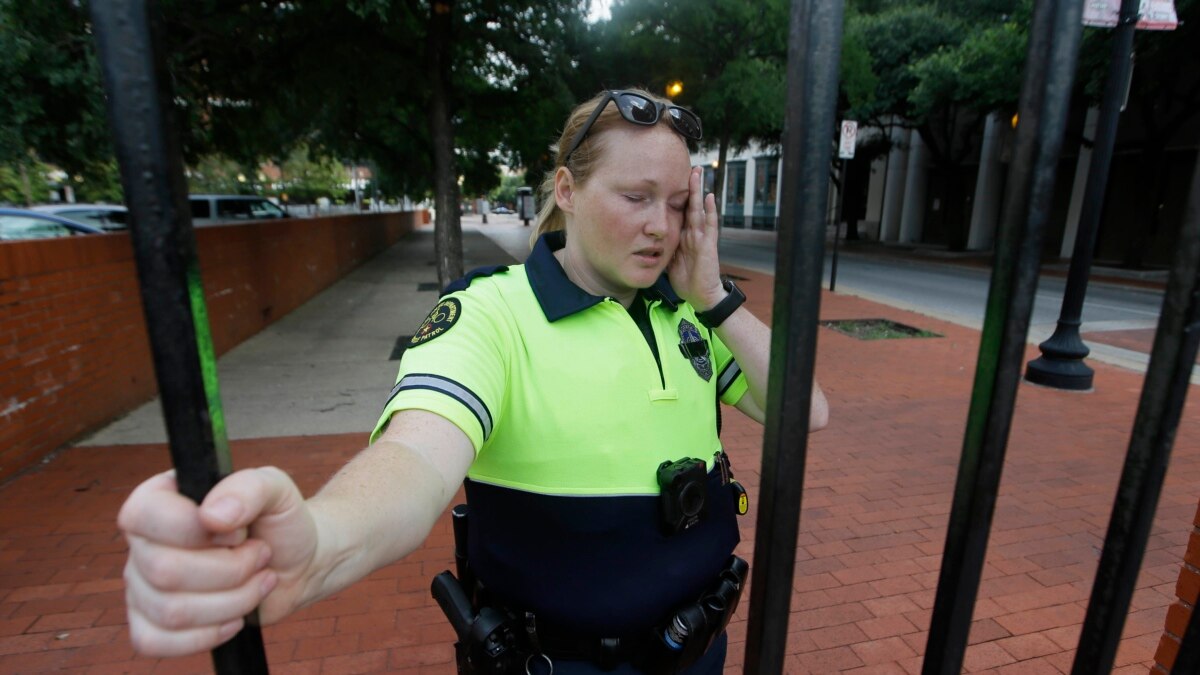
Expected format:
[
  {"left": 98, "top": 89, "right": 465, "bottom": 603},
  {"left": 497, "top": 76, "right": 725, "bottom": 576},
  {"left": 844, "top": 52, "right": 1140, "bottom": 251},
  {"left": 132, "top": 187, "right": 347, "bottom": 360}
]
[{"left": 526, "top": 231, "right": 680, "bottom": 322}]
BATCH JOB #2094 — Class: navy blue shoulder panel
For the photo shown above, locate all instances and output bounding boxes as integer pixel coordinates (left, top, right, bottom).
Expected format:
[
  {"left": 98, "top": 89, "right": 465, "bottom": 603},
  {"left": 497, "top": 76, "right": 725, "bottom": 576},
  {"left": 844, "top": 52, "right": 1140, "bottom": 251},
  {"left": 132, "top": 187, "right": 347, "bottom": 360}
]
[{"left": 442, "top": 265, "right": 509, "bottom": 295}]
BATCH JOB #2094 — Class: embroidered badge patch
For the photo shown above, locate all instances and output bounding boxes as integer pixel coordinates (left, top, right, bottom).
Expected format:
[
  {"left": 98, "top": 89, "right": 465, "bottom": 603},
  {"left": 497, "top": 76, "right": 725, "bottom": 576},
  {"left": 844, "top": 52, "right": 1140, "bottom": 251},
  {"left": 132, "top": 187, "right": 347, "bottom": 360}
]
[
  {"left": 410, "top": 298, "right": 461, "bottom": 346},
  {"left": 677, "top": 318, "right": 713, "bottom": 381}
]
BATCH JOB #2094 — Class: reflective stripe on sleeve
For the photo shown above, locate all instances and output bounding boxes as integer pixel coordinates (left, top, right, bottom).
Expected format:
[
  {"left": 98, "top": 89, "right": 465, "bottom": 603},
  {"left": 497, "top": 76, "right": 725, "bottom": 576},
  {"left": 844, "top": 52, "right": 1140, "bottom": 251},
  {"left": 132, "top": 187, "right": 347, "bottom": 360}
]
[
  {"left": 385, "top": 373, "right": 494, "bottom": 440},
  {"left": 717, "top": 360, "right": 742, "bottom": 397}
]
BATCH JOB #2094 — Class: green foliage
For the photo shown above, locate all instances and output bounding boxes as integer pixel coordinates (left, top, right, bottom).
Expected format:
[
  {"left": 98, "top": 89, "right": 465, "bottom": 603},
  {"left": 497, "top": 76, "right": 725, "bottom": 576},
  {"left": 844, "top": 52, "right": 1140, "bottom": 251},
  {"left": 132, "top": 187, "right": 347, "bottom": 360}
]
[
  {"left": 278, "top": 147, "right": 348, "bottom": 203},
  {"left": 600, "top": 0, "right": 790, "bottom": 153},
  {"left": 839, "top": 23, "right": 878, "bottom": 114},
  {"left": 71, "top": 160, "right": 124, "bottom": 203},
  {"left": 908, "top": 19, "right": 1026, "bottom": 119},
  {"left": 187, "top": 156, "right": 259, "bottom": 196},
  {"left": 489, "top": 171, "right": 526, "bottom": 206},
  {"left": 845, "top": 4, "right": 966, "bottom": 122},
  {"left": 0, "top": 0, "right": 587, "bottom": 213},
  {"left": 0, "top": 161, "right": 51, "bottom": 205},
  {"left": 0, "top": 0, "right": 114, "bottom": 173}
]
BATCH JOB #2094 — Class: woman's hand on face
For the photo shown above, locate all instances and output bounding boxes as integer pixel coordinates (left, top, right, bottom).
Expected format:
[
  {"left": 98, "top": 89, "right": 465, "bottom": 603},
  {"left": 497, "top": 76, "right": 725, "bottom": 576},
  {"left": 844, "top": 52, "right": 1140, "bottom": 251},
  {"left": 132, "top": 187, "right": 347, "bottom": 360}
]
[
  {"left": 669, "top": 166, "right": 727, "bottom": 311},
  {"left": 118, "top": 467, "right": 319, "bottom": 657}
]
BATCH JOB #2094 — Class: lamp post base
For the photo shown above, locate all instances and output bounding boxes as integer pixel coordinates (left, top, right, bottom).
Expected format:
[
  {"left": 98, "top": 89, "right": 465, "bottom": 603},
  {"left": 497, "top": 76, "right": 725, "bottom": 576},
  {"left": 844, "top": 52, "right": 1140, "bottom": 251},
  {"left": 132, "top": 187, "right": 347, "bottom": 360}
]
[
  {"left": 1024, "top": 355, "right": 1094, "bottom": 390},
  {"left": 1024, "top": 319, "right": 1094, "bottom": 390}
]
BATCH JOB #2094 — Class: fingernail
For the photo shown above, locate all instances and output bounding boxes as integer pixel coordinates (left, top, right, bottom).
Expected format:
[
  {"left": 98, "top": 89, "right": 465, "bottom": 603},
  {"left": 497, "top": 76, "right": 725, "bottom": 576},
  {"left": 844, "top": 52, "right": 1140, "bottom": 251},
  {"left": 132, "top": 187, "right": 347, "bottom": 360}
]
[
  {"left": 207, "top": 497, "right": 242, "bottom": 525},
  {"left": 218, "top": 619, "right": 243, "bottom": 640}
]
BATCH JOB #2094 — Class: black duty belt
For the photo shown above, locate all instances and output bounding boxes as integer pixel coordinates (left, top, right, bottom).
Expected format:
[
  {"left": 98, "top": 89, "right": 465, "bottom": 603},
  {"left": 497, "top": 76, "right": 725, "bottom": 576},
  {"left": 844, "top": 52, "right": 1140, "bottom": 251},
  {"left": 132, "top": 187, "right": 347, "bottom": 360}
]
[
  {"left": 432, "top": 497, "right": 749, "bottom": 674},
  {"left": 525, "top": 622, "right": 653, "bottom": 670}
]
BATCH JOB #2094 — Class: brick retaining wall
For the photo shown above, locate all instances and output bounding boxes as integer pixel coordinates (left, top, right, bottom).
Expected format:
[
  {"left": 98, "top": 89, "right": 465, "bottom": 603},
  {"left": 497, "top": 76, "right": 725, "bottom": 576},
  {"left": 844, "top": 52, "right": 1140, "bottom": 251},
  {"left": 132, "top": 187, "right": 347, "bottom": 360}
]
[
  {"left": 1152, "top": 499, "right": 1200, "bottom": 673},
  {"left": 0, "top": 211, "right": 420, "bottom": 481}
]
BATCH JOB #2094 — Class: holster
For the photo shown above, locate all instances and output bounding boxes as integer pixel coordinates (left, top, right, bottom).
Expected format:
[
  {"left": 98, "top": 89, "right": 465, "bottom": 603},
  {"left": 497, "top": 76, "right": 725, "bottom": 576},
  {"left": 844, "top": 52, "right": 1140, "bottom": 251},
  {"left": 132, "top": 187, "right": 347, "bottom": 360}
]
[{"left": 433, "top": 504, "right": 748, "bottom": 674}]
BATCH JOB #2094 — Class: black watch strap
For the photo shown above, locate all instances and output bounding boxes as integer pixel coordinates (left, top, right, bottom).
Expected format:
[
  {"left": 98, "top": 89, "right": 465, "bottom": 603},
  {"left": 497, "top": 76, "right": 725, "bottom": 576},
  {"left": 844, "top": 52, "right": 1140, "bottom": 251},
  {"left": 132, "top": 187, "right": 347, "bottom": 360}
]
[{"left": 696, "top": 279, "right": 746, "bottom": 329}]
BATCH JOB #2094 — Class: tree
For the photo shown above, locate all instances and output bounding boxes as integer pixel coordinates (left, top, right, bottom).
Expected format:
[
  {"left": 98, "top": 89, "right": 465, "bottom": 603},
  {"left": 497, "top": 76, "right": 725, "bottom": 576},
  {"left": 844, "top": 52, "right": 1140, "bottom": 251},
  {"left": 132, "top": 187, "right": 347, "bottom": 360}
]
[
  {"left": 1, "top": 0, "right": 587, "bottom": 284},
  {"left": 156, "top": 0, "right": 586, "bottom": 285},
  {"left": 0, "top": 161, "right": 51, "bottom": 205},
  {"left": 277, "top": 146, "right": 349, "bottom": 205},
  {"left": 489, "top": 171, "right": 526, "bottom": 207},
  {"left": 0, "top": 0, "right": 117, "bottom": 204},
  {"left": 847, "top": 0, "right": 1027, "bottom": 249},
  {"left": 594, "top": 0, "right": 790, "bottom": 214}
]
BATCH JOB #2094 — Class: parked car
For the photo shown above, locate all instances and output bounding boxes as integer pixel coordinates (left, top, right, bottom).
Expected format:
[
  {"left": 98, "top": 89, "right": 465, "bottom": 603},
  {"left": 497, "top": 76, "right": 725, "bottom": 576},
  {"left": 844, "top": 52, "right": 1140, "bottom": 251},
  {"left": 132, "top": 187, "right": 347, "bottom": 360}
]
[
  {"left": 0, "top": 208, "right": 105, "bottom": 240},
  {"left": 31, "top": 203, "right": 128, "bottom": 232},
  {"left": 491, "top": 205, "right": 514, "bottom": 215},
  {"left": 189, "top": 195, "right": 289, "bottom": 225}
]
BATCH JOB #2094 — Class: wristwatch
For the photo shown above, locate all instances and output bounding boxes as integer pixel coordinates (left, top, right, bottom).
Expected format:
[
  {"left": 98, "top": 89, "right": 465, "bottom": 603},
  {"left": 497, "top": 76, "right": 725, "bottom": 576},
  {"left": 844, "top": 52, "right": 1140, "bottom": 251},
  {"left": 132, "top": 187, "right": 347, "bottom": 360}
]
[{"left": 695, "top": 279, "right": 746, "bottom": 329}]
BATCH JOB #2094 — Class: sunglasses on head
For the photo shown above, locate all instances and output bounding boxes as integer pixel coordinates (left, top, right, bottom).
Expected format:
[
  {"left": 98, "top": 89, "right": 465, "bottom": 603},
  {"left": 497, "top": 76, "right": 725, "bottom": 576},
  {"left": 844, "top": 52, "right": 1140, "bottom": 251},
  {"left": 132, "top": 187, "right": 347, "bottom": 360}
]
[{"left": 561, "top": 90, "right": 703, "bottom": 165}]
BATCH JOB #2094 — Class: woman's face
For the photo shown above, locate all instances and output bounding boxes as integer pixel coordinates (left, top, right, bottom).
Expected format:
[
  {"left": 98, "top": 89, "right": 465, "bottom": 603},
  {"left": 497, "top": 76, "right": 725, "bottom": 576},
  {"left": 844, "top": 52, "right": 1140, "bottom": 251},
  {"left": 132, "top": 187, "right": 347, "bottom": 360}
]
[{"left": 556, "top": 122, "right": 692, "bottom": 301}]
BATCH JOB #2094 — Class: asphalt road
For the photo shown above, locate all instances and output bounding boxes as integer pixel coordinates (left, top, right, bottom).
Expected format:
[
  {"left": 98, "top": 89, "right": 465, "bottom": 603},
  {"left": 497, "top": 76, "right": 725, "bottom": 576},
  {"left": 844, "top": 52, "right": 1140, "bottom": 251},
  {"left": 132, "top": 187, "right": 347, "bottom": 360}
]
[{"left": 716, "top": 234, "right": 1166, "bottom": 334}]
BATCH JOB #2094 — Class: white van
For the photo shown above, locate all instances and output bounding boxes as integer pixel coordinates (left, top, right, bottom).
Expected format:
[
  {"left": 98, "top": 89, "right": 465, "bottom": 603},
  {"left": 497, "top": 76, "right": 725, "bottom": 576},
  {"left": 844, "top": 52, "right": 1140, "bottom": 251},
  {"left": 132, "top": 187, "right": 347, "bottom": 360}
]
[{"left": 189, "top": 195, "right": 289, "bottom": 225}]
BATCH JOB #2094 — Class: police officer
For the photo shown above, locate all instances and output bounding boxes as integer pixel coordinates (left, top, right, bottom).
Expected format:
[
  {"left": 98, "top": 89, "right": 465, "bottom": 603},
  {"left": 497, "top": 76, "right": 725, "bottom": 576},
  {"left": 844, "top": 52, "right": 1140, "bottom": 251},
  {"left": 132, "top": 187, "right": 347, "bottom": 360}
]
[{"left": 116, "top": 88, "right": 828, "bottom": 673}]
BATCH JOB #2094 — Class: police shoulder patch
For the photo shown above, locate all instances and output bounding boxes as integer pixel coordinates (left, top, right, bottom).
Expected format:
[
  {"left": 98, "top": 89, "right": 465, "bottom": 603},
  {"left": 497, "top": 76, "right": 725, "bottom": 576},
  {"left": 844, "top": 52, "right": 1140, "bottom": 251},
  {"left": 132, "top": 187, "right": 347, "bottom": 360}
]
[{"left": 411, "top": 297, "right": 462, "bottom": 346}]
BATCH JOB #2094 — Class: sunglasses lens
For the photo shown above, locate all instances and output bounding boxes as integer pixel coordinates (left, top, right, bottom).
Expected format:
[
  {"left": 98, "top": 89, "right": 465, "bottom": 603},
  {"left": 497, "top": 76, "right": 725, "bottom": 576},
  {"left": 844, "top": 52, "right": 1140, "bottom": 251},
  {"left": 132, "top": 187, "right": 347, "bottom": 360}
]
[
  {"left": 617, "top": 94, "right": 659, "bottom": 124},
  {"left": 668, "top": 108, "right": 702, "bottom": 141}
]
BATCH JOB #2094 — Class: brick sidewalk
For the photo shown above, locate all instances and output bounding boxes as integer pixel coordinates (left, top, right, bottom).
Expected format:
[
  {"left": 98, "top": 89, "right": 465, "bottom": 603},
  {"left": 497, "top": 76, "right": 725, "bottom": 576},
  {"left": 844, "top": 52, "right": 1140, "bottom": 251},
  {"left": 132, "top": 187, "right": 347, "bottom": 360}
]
[{"left": 1, "top": 265, "right": 1197, "bottom": 674}]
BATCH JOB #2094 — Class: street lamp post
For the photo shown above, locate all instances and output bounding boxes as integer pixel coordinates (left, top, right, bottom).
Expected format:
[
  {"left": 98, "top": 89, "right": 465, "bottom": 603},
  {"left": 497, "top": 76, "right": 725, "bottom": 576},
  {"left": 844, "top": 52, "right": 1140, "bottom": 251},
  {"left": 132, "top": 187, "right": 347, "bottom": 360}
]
[{"left": 1024, "top": 0, "right": 1139, "bottom": 391}]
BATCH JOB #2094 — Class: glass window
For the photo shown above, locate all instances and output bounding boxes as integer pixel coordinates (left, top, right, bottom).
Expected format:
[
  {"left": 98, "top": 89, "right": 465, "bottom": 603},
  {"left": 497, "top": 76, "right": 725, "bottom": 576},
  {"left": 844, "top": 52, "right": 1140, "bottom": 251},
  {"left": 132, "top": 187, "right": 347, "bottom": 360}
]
[
  {"left": 216, "top": 199, "right": 285, "bottom": 220},
  {"left": 216, "top": 199, "right": 253, "bottom": 219},
  {"left": 54, "top": 209, "right": 128, "bottom": 231},
  {"left": 190, "top": 199, "right": 212, "bottom": 219},
  {"left": 0, "top": 216, "right": 75, "bottom": 240},
  {"left": 98, "top": 211, "right": 128, "bottom": 231},
  {"left": 248, "top": 199, "right": 285, "bottom": 219},
  {"left": 754, "top": 157, "right": 779, "bottom": 209},
  {"left": 725, "top": 161, "right": 746, "bottom": 209}
]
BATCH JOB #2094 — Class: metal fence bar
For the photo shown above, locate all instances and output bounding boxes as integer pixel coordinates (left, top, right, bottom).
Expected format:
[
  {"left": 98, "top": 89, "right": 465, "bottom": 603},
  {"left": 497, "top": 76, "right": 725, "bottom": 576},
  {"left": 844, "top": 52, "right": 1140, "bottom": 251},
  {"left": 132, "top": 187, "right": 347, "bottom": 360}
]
[
  {"left": 742, "top": 0, "right": 844, "bottom": 670},
  {"left": 1070, "top": 127, "right": 1200, "bottom": 675},
  {"left": 88, "top": 2, "right": 269, "bottom": 673},
  {"left": 921, "top": 0, "right": 1084, "bottom": 671}
]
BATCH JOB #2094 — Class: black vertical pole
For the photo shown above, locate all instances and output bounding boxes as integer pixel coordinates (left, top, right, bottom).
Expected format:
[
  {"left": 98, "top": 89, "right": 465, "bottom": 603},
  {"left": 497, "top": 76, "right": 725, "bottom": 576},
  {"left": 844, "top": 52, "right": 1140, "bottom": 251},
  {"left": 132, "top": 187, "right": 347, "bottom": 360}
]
[
  {"left": 921, "top": 0, "right": 1084, "bottom": 671},
  {"left": 1069, "top": 130, "right": 1200, "bottom": 675},
  {"left": 830, "top": 159, "right": 844, "bottom": 292},
  {"left": 1024, "top": 0, "right": 1140, "bottom": 390},
  {"left": 88, "top": 2, "right": 269, "bottom": 674},
  {"left": 743, "top": 0, "right": 843, "bottom": 670}
]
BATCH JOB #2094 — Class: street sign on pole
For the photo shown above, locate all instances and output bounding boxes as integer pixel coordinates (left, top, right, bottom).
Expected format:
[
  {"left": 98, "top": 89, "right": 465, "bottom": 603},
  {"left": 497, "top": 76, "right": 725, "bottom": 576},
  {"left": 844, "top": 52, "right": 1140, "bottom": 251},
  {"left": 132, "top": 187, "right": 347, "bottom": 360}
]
[
  {"left": 838, "top": 120, "right": 858, "bottom": 159},
  {"left": 1083, "top": 0, "right": 1178, "bottom": 29}
]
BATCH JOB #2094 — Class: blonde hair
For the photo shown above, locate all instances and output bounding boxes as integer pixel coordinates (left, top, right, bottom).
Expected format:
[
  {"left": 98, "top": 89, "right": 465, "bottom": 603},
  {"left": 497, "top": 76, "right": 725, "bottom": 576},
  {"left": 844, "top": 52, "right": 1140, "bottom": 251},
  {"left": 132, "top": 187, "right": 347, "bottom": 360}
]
[{"left": 530, "top": 87, "right": 679, "bottom": 249}]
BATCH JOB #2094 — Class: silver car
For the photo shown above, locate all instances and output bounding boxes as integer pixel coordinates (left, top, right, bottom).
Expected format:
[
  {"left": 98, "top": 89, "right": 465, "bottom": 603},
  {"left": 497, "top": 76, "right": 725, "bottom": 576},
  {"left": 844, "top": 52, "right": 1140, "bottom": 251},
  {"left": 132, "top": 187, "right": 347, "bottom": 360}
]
[
  {"left": 31, "top": 203, "right": 128, "bottom": 232},
  {"left": 0, "top": 208, "right": 106, "bottom": 240}
]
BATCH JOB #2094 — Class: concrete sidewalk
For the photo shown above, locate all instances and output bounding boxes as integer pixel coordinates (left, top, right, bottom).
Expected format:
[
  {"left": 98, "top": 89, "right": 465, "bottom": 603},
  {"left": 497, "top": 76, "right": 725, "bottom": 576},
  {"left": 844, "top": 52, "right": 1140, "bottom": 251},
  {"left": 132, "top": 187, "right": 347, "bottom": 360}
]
[{"left": 0, "top": 217, "right": 1197, "bottom": 673}]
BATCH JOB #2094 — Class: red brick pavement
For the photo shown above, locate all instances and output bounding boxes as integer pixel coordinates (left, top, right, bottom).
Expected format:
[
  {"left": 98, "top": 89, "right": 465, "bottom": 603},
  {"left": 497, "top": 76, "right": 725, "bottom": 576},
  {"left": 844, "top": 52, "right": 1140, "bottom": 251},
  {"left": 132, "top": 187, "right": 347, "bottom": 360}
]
[
  {"left": 1, "top": 265, "right": 1197, "bottom": 674},
  {"left": 1083, "top": 328, "right": 1200, "bottom": 366}
]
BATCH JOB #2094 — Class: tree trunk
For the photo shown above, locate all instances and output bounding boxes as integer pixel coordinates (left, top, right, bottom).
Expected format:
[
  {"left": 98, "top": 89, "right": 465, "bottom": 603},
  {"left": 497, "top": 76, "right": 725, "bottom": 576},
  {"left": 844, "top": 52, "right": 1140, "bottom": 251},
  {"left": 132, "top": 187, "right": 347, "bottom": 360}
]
[
  {"left": 18, "top": 160, "right": 33, "bottom": 206},
  {"left": 714, "top": 130, "right": 731, "bottom": 219},
  {"left": 427, "top": 0, "right": 463, "bottom": 287},
  {"left": 943, "top": 169, "right": 968, "bottom": 251}
]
